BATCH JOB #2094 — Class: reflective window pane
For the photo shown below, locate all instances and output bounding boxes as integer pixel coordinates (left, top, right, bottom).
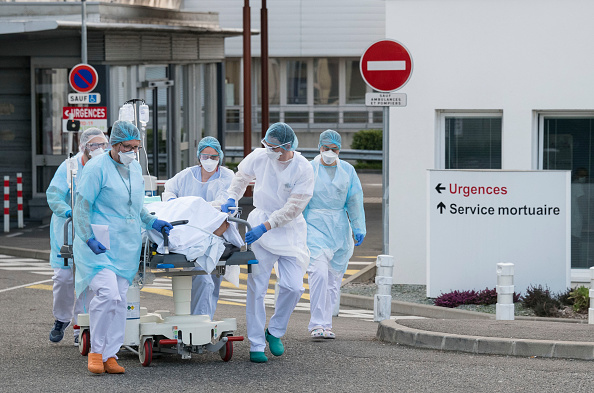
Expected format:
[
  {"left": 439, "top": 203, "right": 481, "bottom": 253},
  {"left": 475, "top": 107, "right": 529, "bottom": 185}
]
[
  {"left": 287, "top": 60, "right": 307, "bottom": 105},
  {"left": 543, "top": 118, "right": 594, "bottom": 268},
  {"left": 445, "top": 117, "right": 502, "bottom": 169},
  {"left": 314, "top": 58, "right": 338, "bottom": 105},
  {"left": 346, "top": 60, "right": 366, "bottom": 104},
  {"left": 225, "top": 59, "right": 241, "bottom": 106},
  {"left": 256, "top": 58, "right": 280, "bottom": 106},
  {"left": 35, "top": 68, "right": 70, "bottom": 155}
]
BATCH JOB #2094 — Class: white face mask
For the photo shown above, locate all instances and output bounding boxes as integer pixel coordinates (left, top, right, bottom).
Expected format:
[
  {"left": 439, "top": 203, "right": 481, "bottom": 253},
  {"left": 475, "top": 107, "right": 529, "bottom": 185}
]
[
  {"left": 321, "top": 150, "right": 338, "bottom": 165},
  {"left": 89, "top": 147, "right": 104, "bottom": 158},
  {"left": 200, "top": 158, "right": 219, "bottom": 173},
  {"left": 265, "top": 148, "right": 282, "bottom": 160},
  {"left": 118, "top": 150, "right": 136, "bottom": 166}
]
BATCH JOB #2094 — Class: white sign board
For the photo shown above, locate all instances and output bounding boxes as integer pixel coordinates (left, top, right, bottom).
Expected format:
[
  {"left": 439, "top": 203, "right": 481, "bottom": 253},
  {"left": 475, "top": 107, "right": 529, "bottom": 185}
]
[
  {"left": 68, "top": 93, "right": 101, "bottom": 104},
  {"left": 427, "top": 170, "right": 570, "bottom": 298},
  {"left": 365, "top": 92, "right": 407, "bottom": 107}
]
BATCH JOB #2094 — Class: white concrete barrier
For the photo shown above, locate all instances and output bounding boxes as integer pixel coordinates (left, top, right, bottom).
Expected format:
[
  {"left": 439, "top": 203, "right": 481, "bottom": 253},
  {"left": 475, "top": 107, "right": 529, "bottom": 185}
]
[
  {"left": 374, "top": 255, "right": 394, "bottom": 322},
  {"left": 496, "top": 263, "right": 514, "bottom": 320}
]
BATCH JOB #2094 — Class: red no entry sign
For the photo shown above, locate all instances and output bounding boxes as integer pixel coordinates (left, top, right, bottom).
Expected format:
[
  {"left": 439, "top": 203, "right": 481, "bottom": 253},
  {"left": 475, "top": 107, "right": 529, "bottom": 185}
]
[
  {"left": 69, "top": 64, "right": 99, "bottom": 93},
  {"left": 360, "top": 40, "right": 413, "bottom": 92}
]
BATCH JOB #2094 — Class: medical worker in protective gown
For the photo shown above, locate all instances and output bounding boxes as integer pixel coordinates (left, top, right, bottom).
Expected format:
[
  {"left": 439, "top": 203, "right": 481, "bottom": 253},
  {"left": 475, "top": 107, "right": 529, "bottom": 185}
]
[
  {"left": 305, "top": 130, "right": 366, "bottom": 339},
  {"left": 221, "top": 122, "right": 314, "bottom": 363},
  {"left": 162, "top": 136, "right": 234, "bottom": 319},
  {"left": 73, "top": 120, "right": 172, "bottom": 374},
  {"left": 47, "top": 128, "right": 108, "bottom": 344}
]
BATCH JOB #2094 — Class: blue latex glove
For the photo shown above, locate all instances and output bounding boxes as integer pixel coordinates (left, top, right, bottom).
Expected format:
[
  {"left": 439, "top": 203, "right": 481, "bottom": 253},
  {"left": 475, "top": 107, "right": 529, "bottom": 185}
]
[
  {"left": 87, "top": 238, "right": 107, "bottom": 254},
  {"left": 152, "top": 219, "right": 173, "bottom": 235},
  {"left": 245, "top": 223, "right": 267, "bottom": 245},
  {"left": 65, "top": 210, "right": 72, "bottom": 218},
  {"left": 221, "top": 198, "right": 236, "bottom": 213},
  {"left": 354, "top": 233, "right": 365, "bottom": 246}
]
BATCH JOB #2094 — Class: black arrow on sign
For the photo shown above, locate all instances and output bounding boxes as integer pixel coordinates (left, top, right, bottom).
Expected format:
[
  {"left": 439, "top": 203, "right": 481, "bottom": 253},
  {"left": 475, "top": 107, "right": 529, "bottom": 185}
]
[
  {"left": 437, "top": 202, "right": 446, "bottom": 214},
  {"left": 435, "top": 183, "right": 446, "bottom": 193}
]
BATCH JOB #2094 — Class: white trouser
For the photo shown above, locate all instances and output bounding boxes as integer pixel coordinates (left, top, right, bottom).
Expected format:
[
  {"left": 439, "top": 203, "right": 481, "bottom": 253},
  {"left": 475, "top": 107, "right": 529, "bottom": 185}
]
[
  {"left": 88, "top": 268, "right": 129, "bottom": 361},
  {"left": 307, "top": 255, "right": 343, "bottom": 331},
  {"left": 52, "top": 268, "right": 93, "bottom": 336},
  {"left": 191, "top": 270, "right": 222, "bottom": 320},
  {"left": 247, "top": 242, "right": 304, "bottom": 352}
]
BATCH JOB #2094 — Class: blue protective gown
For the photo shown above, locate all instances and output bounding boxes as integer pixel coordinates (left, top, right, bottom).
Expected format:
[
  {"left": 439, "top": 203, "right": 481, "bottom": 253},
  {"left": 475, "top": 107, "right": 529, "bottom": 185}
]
[
  {"left": 72, "top": 152, "right": 156, "bottom": 295},
  {"left": 47, "top": 153, "right": 84, "bottom": 269},
  {"left": 303, "top": 156, "right": 366, "bottom": 276}
]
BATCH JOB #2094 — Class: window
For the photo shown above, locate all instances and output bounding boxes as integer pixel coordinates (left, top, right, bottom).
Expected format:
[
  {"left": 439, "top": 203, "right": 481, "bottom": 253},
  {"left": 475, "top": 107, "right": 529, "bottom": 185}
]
[
  {"left": 345, "top": 60, "right": 366, "bottom": 104},
  {"left": 225, "top": 59, "right": 241, "bottom": 106},
  {"left": 256, "top": 58, "right": 280, "bottom": 106},
  {"left": 314, "top": 58, "right": 338, "bottom": 105},
  {"left": 35, "top": 68, "right": 71, "bottom": 155},
  {"left": 442, "top": 115, "right": 502, "bottom": 169},
  {"left": 286, "top": 60, "right": 307, "bottom": 105},
  {"left": 541, "top": 116, "right": 594, "bottom": 269}
]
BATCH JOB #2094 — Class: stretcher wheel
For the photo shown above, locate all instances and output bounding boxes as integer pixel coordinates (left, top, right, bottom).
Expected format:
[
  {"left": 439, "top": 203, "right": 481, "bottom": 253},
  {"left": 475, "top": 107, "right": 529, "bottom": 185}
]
[
  {"left": 79, "top": 330, "right": 90, "bottom": 356},
  {"left": 219, "top": 340, "right": 233, "bottom": 362},
  {"left": 139, "top": 339, "right": 153, "bottom": 367}
]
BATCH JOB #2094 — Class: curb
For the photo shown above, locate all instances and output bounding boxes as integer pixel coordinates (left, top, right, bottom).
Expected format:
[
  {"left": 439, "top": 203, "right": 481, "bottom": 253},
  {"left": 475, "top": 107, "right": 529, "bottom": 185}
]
[
  {"left": 376, "top": 319, "right": 594, "bottom": 361},
  {"left": 0, "top": 246, "right": 50, "bottom": 261}
]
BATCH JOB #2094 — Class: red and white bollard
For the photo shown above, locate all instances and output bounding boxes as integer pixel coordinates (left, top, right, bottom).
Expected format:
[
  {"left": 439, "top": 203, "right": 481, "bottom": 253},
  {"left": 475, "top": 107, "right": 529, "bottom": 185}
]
[
  {"left": 3, "top": 176, "right": 9, "bottom": 233},
  {"left": 16, "top": 173, "right": 23, "bottom": 229}
]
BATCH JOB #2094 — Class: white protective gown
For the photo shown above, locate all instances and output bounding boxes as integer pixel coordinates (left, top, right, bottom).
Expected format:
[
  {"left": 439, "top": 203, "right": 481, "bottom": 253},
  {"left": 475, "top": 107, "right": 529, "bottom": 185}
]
[
  {"left": 227, "top": 148, "right": 314, "bottom": 352},
  {"left": 161, "top": 165, "right": 235, "bottom": 319}
]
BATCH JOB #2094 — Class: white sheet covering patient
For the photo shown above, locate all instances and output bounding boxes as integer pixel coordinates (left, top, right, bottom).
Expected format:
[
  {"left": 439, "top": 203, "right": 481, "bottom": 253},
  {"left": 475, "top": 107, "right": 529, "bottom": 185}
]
[{"left": 145, "top": 196, "right": 244, "bottom": 277}]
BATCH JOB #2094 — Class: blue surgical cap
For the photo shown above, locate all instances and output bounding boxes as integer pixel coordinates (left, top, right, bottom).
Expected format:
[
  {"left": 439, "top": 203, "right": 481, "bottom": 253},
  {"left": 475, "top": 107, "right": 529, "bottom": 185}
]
[
  {"left": 318, "top": 129, "right": 342, "bottom": 150},
  {"left": 263, "top": 122, "right": 298, "bottom": 151},
  {"left": 109, "top": 120, "right": 140, "bottom": 145},
  {"left": 197, "top": 136, "right": 224, "bottom": 161}
]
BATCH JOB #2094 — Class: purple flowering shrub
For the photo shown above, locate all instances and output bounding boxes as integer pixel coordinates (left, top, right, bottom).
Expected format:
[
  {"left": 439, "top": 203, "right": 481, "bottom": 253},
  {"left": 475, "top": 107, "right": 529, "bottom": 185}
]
[{"left": 434, "top": 287, "right": 522, "bottom": 308}]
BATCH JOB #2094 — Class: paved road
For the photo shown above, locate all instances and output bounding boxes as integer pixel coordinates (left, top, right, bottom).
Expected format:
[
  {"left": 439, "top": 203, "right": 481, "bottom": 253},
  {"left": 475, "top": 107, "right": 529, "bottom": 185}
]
[{"left": 2, "top": 258, "right": 594, "bottom": 392}]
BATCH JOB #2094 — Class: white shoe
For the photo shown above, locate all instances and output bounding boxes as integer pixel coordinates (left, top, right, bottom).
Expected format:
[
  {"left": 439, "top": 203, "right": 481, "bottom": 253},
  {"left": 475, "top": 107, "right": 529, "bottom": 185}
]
[
  {"left": 323, "top": 329, "right": 336, "bottom": 339},
  {"left": 310, "top": 328, "right": 324, "bottom": 339}
]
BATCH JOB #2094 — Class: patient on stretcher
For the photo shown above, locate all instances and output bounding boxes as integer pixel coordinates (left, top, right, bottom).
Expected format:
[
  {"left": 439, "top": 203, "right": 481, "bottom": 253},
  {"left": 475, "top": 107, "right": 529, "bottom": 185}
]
[{"left": 145, "top": 196, "right": 244, "bottom": 276}]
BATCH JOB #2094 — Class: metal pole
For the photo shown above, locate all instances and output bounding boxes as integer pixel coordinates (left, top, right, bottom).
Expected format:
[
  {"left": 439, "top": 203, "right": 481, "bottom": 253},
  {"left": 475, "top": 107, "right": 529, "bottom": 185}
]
[
  {"left": 81, "top": 0, "right": 87, "bottom": 64},
  {"left": 382, "top": 106, "right": 389, "bottom": 254},
  {"left": 243, "top": 0, "right": 252, "bottom": 158},
  {"left": 153, "top": 89, "right": 159, "bottom": 177},
  {"left": 261, "top": 0, "right": 269, "bottom": 137}
]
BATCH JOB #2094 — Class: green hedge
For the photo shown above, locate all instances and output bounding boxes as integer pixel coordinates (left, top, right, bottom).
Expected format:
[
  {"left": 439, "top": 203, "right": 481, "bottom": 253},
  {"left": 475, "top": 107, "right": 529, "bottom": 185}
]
[
  {"left": 350, "top": 129, "right": 382, "bottom": 151},
  {"left": 351, "top": 129, "right": 382, "bottom": 170}
]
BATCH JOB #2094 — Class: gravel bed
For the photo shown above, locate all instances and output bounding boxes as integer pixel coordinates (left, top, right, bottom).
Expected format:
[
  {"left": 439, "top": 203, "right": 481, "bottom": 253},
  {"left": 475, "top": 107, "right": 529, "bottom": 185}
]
[{"left": 341, "top": 283, "right": 537, "bottom": 316}]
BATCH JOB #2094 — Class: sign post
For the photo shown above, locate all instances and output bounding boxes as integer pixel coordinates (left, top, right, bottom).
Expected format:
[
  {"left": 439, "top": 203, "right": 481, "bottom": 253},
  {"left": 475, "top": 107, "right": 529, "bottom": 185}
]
[{"left": 360, "top": 39, "right": 413, "bottom": 254}]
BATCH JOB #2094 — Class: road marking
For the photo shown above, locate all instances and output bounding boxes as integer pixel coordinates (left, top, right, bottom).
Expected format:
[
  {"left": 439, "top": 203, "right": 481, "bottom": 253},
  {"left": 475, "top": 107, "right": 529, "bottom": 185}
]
[
  {"left": 5, "top": 232, "right": 23, "bottom": 238},
  {"left": 27, "top": 284, "right": 53, "bottom": 290},
  {"left": 0, "top": 279, "right": 53, "bottom": 293}
]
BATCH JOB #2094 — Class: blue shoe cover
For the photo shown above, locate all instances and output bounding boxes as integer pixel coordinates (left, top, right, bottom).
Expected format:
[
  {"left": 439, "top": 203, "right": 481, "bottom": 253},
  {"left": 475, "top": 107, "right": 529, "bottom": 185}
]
[
  {"left": 250, "top": 351, "right": 268, "bottom": 363},
  {"left": 265, "top": 329, "right": 284, "bottom": 356}
]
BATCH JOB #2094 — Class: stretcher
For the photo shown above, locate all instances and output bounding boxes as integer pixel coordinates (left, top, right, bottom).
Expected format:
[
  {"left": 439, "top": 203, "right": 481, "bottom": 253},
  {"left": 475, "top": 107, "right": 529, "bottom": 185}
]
[{"left": 76, "top": 214, "right": 258, "bottom": 366}]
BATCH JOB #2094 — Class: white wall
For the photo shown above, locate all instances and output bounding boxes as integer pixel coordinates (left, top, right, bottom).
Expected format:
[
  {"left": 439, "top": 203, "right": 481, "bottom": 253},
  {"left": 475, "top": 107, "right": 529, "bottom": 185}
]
[
  {"left": 183, "top": 0, "right": 385, "bottom": 57},
  {"left": 386, "top": 0, "right": 594, "bottom": 284}
]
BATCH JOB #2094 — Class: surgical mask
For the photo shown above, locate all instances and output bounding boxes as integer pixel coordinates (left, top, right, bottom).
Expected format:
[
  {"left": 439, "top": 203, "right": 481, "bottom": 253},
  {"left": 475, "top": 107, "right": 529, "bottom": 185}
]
[
  {"left": 321, "top": 150, "right": 338, "bottom": 165},
  {"left": 118, "top": 150, "right": 136, "bottom": 166},
  {"left": 200, "top": 158, "right": 218, "bottom": 173},
  {"left": 89, "top": 147, "right": 104, "bottom": 158},
  {"left": 265, "top": 149, "right": 282, "bottom": 160}
]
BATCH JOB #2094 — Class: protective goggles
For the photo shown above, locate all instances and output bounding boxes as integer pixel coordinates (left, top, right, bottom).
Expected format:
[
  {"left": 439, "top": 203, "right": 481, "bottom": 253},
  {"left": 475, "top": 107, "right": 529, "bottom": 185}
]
[
  {"left": 320, "top": 144, "right": 340, "bottom": 153},
  {"left": 199, "top": 153, "right": 220, "bottom": 160},
  {"left": 261, "top": 138, "right": 291, "bottom": 151},
  {"left": 86, "top": 142, "right": 108, "bottom": 150}
]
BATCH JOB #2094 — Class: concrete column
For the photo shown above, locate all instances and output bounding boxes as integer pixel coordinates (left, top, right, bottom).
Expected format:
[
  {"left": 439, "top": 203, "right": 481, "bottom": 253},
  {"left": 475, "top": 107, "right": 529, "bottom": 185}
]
[
  {"left": 374, "top": 255, "right": 394, "bottom": 322},
  {"left": 496, "top": 263, "right": 514, "bottom": 320}
]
